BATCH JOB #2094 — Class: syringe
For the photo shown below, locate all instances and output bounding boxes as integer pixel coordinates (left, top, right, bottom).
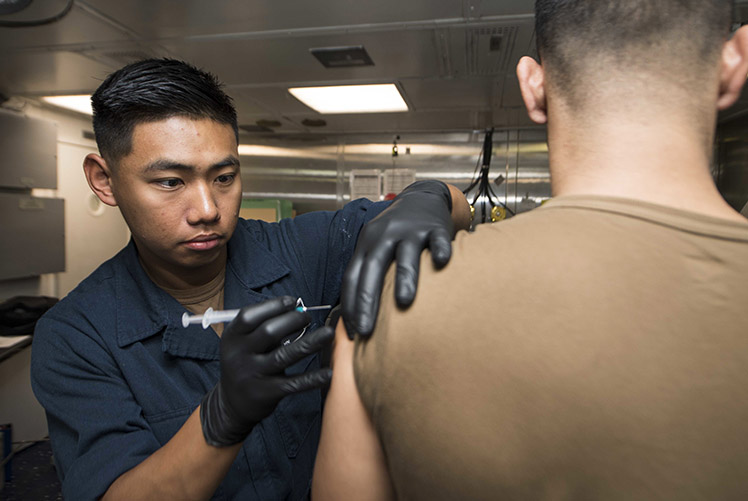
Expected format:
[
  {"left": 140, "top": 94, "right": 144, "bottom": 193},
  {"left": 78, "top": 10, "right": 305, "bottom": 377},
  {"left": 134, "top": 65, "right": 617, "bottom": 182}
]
[{"left": 182, "top": 303, "right": 332, "bottom": 329}]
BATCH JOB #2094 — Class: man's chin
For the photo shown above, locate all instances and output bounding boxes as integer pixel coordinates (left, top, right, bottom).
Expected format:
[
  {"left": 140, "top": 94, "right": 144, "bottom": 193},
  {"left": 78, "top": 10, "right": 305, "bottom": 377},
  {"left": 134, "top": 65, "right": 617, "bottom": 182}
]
[{"left": 181, "top": 246, "right": 226, "bottom": 267}]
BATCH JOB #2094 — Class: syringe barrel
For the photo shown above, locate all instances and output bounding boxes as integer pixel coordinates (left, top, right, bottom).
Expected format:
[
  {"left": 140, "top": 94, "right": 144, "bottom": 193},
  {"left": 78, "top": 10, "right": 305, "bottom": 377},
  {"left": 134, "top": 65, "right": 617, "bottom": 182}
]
[{"left": 201, "top": 308, "right": 240, "bottom": 329}]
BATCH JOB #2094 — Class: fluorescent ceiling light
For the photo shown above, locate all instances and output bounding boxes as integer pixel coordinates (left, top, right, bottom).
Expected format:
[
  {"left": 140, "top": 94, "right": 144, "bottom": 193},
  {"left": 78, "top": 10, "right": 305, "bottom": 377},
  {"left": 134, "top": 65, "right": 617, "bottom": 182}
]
[
  {"left": 288, "top": 84, "right": 408, "bottom": 114},
  {"left": 238, "top": 144, "right": 333, "bottom": 160},
  {"left": 41, "top": 95, "right": 93, "bottom": 115},
  {"left": 237, "top": 142, "right": 548, "bottom": 159}
]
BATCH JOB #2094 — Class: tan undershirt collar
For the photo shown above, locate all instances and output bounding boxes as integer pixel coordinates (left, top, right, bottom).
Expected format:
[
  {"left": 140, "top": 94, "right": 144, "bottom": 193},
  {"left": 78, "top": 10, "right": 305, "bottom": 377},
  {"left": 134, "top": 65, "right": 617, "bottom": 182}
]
[{"left": 143, "top": 261, "right": 227, "bottom": 336}]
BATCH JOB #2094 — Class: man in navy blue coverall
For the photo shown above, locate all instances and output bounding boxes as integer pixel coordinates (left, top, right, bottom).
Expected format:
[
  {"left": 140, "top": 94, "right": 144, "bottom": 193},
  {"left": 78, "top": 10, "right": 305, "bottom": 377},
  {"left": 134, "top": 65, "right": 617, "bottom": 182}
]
[{"left": 30, "top": 58, "right": 470, "bottom": 500}]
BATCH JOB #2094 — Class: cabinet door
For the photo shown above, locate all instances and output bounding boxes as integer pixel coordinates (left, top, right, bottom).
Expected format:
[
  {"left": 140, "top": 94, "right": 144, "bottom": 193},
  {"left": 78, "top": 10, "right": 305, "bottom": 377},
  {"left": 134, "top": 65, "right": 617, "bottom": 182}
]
[
  {"left": 0, "top": 111, "right": 57, "bottom": 190},
  {"left": 0, "top": 193, "right": 65, "bottom": 280}
]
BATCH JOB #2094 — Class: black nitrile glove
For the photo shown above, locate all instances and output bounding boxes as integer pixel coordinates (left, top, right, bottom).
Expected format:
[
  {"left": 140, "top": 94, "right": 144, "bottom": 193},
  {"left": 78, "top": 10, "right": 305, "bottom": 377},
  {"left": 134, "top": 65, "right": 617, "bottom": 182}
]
[
  {"left": 342, "top": 180, "right": 454, "bottom": 338},
  {"left": 200, "top": 296, "right": 334, "bottom": 447}
]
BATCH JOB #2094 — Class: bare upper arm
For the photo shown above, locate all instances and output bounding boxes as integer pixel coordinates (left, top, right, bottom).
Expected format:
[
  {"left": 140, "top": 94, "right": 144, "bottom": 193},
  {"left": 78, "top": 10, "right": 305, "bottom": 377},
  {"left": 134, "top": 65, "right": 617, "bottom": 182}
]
[{"left": 312, "top": 321, "right": 395, "bottom": 501}]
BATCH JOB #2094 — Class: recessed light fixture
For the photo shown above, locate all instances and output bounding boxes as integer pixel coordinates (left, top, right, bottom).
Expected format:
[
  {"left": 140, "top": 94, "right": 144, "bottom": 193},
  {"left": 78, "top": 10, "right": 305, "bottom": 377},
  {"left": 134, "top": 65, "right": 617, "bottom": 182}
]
[
  {"left": 41, "top": 95, "right": 93, "bottom": 115},
  {"left": 288, "top": 84, "right": 408, "bottom": 114}
]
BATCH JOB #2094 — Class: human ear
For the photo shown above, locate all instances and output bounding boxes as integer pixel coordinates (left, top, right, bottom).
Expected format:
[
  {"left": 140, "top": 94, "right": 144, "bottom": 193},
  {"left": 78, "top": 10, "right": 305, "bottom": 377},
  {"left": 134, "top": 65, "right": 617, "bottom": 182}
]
[
  {"left": 717, "top": 25, "right": 748, "bottom": 110},
  {"left": 83, "top": 154, "right": 118, "bottom": 207},
  {"left": 516, "top": 56, "right": 548, "bottom": 124}
]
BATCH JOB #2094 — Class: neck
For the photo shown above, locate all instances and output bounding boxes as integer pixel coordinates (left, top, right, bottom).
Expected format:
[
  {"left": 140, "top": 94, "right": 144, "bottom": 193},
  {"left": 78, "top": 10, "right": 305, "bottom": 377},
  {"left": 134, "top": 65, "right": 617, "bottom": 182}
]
[
  {"left": 138, "top": 248, "right": 227, "bottom": 291},
  {"left": 547, "top": 104, "right": 743, "bottom": 222}
]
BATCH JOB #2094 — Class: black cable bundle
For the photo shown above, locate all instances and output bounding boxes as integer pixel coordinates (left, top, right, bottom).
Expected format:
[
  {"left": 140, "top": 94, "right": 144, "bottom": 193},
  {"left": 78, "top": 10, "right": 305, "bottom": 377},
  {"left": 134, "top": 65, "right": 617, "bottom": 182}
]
[{"left": 463, "top": 128, "right": 514, "bottom": 227}]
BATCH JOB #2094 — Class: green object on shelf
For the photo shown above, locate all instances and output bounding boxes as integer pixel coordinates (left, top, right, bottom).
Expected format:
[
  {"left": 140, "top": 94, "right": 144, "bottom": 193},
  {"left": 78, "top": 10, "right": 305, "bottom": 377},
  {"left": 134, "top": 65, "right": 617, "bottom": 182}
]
[{"left": 240, "top": 199, "right": 294, "bottom": 222}]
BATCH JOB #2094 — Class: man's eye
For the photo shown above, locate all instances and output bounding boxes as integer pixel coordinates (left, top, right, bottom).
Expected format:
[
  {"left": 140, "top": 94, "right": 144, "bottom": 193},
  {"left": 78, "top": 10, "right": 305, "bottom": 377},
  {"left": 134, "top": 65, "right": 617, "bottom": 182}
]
[
  {"left": 156, "top": 178, "right": 182, "bottom": 188},
  {"left": 216, "top": 174, "right": 235, "bottom": 184}
]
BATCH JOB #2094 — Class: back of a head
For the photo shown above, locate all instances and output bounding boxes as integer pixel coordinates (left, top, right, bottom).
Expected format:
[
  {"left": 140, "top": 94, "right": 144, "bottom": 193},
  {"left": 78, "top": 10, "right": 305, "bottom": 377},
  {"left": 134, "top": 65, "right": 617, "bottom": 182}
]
[
  {"left": 91, "top": 58, "right": 238, "bottom": 164},
  {"left": 535, "top": 0, "right": 734, "bottom": 107}
]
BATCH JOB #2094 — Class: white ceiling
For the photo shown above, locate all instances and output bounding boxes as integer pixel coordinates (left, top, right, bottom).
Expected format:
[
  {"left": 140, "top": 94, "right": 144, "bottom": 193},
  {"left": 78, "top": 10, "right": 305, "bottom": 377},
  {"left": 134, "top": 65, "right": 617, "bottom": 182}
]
[{"left": 0, "top": 0, "right": 746, "bottom": 137}]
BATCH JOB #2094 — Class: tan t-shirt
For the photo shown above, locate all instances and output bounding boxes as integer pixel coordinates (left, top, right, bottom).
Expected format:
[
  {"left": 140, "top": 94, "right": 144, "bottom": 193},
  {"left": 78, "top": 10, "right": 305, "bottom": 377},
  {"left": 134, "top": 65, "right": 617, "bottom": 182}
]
[
  {"left": 355, "top": 195, "right": 748, "bottom": 500},
  {"left": 155, "top": 268, "right": 226, "bottom": 337}
]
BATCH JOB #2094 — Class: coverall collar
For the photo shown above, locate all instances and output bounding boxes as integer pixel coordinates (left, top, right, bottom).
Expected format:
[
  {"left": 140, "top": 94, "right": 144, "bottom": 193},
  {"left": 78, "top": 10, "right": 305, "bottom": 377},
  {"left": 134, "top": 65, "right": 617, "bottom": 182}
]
[{"left": 115, "top": 224, "right": 291, "bottom": 352}]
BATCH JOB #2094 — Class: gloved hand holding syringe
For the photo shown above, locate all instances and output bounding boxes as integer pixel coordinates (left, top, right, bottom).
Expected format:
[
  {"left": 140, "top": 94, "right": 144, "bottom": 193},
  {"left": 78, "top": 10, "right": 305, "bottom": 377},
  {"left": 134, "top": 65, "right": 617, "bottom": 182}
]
[
  {"left": 198, "top": 295, "right": 335, "bottom": 447},
  {"left": 182, "top": 298, "right": 331, "bottom": 330}
]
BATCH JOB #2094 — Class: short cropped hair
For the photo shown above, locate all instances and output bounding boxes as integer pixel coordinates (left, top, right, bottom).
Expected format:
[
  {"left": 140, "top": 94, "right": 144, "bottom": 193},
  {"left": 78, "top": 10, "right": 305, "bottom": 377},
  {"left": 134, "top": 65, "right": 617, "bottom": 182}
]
[
  {"left": 91, "top": 58, "right": 238, "bottom": 163},
  {"left": 535, "top": 0, "right": 734, "bottom": 101}
]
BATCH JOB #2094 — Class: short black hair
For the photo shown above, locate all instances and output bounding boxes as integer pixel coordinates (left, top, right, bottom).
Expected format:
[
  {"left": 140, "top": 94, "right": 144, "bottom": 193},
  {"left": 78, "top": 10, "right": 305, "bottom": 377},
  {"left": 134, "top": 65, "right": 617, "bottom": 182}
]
[
  {"left": 535, "top": 0, "right": 734, "bottom": 101},
  {"left": 91, "top": 58, "right": 238, "bottom": 163}
]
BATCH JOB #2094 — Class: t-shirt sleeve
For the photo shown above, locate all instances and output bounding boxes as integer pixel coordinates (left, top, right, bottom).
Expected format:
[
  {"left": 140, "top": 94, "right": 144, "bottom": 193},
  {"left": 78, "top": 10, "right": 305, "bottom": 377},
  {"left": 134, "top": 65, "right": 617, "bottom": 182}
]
[
  {"left": 352, "top": 265, "right": 397, "bottom": 423},
  {"left": 31, "top": 313, "right": 162, "bottom": 500}
]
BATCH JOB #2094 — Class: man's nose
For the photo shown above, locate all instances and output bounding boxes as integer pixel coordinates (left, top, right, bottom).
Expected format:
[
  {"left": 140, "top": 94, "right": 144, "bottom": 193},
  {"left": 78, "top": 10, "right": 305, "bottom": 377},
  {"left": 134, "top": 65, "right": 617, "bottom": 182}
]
[{"left": 187, "top": 182, "right": 220, "bottom": 225}]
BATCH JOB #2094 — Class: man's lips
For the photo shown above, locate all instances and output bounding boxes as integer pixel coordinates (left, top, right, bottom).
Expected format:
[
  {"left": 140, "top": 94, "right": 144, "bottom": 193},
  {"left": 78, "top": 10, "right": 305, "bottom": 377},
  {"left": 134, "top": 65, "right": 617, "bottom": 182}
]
[{"left": 183, "top": 234, "right": 222, "bottom": 251}]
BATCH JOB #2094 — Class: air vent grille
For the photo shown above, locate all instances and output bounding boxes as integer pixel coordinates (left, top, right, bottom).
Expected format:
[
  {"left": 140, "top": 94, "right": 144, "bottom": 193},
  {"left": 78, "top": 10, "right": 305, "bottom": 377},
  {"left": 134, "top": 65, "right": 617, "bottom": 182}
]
[
  {"left": 466, "top": 25, "right": 518, "bottom": 76},
  {"left": 310, "top": 46, "right": 374, "bottom": 68}
]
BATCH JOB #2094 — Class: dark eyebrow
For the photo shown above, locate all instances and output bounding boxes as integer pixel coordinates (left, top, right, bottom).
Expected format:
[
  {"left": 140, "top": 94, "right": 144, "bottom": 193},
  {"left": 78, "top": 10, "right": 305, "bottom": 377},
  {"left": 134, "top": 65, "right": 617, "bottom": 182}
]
[
  {"left": 143, "top": 156, "right": 240, "bottom": 173},
  {"left": 213, "top": 156, "right": 241, "bottom": 170}
]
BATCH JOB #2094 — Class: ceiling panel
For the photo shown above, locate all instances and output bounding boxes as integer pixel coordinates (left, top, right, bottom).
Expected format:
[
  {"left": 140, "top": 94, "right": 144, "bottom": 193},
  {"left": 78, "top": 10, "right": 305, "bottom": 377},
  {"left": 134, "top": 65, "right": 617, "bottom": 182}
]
[
  {"left": 277, "top": 109, "right": 494, "bottom": 134},
  {"left": 226, "top": 88, "right": 282, "bottom": 115},
  {"left": 399, "top": 77, "right": 496, "bottom": 111},
  {"left": 230, "top": 77, "right": 507, "bottom": 129},
  {"left": 158, "top": 29, "right": 444, "bottom": 86},
  {"left": 77, "top": 0, "right": 502, "bottom": 39},
  {"left": 0, "top": 2, "right": 133, "bottom": 49},
  {"left": 467, "top": 0, "right": 534, "bottom": 18},
  {"left": 238, "top": 116, "right": 307, "bottom": 135},
  {"left": 229, "top": 87, "right": 314, "bottom": 116},
  {"left": 0, "top": 51, "right": 114, "bottom": 95},
  {"left": 447, "top": 19, "right": 535, "bottom": 77},
  {"left": 79, "top": 42, "right": 174, "bottom": 69},
  {"left": 0, "top": 0, "right": 542, "bottom": 134}
]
